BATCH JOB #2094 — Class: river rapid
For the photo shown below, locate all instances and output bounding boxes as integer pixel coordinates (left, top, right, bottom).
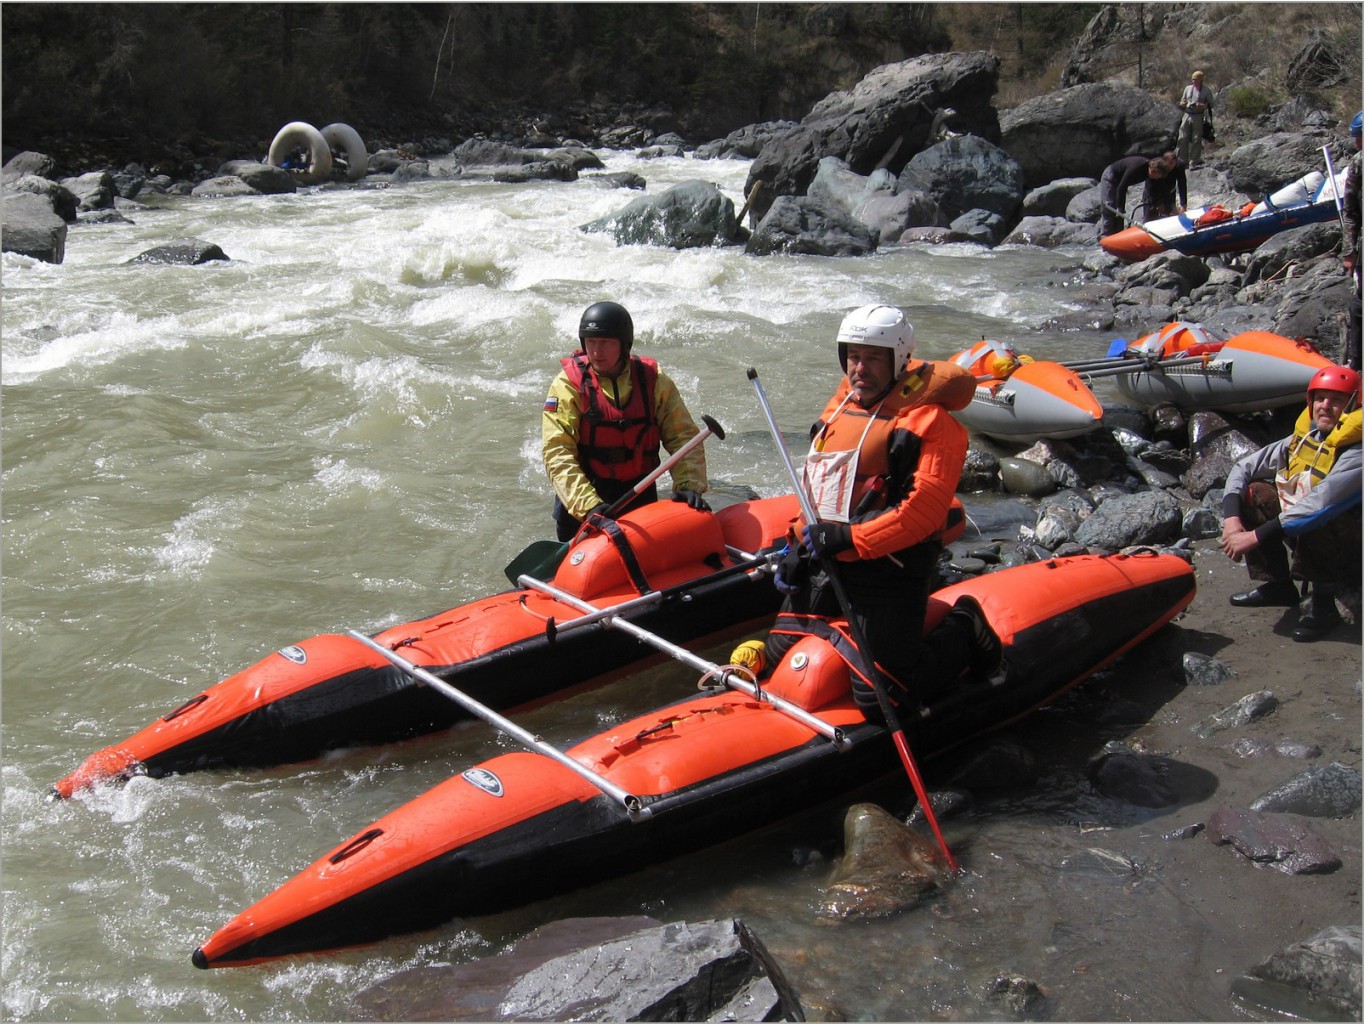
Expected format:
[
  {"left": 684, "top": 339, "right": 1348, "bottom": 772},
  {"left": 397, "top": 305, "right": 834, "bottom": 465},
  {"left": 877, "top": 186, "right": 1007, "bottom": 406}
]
[{"left": 4, "top": 152, "right": 1236, "bottom": 1021}]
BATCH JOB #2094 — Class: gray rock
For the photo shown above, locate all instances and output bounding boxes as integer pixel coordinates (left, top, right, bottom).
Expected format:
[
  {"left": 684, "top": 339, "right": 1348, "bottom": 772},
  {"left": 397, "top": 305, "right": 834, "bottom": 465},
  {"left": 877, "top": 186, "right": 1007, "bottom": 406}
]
[
  {"left": 216, "top": 160, "right": 296, "bottom": 194},
  {"left": 1183, "top": 651, "right": 1235, "bottom": 686},
  {"left": 1, "top": 191, "right": 68, "bottom": 263},
  {"left": 1074, "top": 489, "right": 1181, "bottom": 550},
  {"left": 999, "top": 455, "right": 1057, "bottom": 497},
  {"left": 59, "top": 169, "right": 115, "bottom": 210},
  {"left": 1184, "top": 411, "right": 1266, "bottom": 499},
  {"left": 1249, "top": 763, "right": 1363, "bottom": 818},
  {"left": 746, "top": 194, "right": 878, "bottom": 257},
  {"left": 999, "top": 214, "right": 1095, "bottom": 248},
  {"left": 2, "top": 150, "right": 57, "bottom": 183},
  {"left": 855, "top": 188, "right": 948, "bottom": 243},
  {"left": 581, "top": 180, "right": 739, "bottom": 249},
  {"left": 1191, "top": 689, "right": 1280, "bottom": 738},
  {"left": 999, "top": 82, "right": 1183, "bottom": 188},
  {"left": 190, "top": 175, "right": 257, "bottom": 197},
  {"left": 1228, "top": 131, "right": 1340, "bottom": 198},
  {"left": 128, "top": 238, "right": 229, "bottom": 265},
  {"left": 957, "top": 448, "right": 1001, "bottom": 493},
  {"left": 744, "top": 51, "right": 1002, "bottom": 222},
  {"left": 1022, "top": 176, "right": 1097, "bottom": 217},
  {"left": 1233, "top": 924, "right": 1362, "bottom": 1021},
  {"left": 898, "top": 134, "right": 1025, "bottom": 223},
  {"left": 695, "top": 120, "right": 798, "bottom": 160},
  {"left": 1181, "top": 506, "right": 1221, "bottom": 539},
  {"left": 5, "top": 174, "right": 79, "bottom": 222},
  {"left": 350, "top": 916, "right": 802, "bottom": 1022}
]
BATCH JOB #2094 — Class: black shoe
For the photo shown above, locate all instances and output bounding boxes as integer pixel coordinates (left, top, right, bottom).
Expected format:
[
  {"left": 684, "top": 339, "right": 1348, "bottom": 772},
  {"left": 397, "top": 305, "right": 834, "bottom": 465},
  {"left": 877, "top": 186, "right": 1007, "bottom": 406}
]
[
  {"left": 949, "top": 597, "right": 1004, "bottom": 682},
  {"left": 1293, "top": 603, "right": 1343, "bottom": 642},
  {"left": 1229, "top": 582, "right": 1299, "bottom": 608}
]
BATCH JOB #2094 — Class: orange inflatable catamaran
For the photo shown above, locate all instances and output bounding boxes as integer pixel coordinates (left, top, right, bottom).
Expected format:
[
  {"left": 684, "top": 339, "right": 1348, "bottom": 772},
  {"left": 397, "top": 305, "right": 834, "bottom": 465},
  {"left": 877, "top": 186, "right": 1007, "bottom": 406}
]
[
  {"left": 53, "top": 495, "right": 808, "bottom": 798},
  {"left": 193, "top": 549, "right": 1195, "bottom": 968}
]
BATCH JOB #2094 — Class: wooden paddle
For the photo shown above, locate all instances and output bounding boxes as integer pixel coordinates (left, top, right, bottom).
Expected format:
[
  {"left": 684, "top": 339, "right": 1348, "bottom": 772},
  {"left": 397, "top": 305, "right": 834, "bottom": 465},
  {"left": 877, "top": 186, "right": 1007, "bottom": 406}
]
[{"left": 503, "top": 414, "right": 724, "bottom": 585}]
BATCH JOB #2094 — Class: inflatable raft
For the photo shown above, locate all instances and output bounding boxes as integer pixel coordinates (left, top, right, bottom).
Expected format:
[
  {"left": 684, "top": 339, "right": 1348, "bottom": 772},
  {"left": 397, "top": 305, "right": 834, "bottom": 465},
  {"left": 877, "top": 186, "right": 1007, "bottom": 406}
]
[
  {"left": 1101, "top": 166, "right": 1349, "bottom": 262},
  {"left": 267, "top": 120, "right": 368, "bottom": 184},
  {"left": 52, "top": 496, "right": 805, "bottom": 798},
  {"left": 1070, "top": 322, "right": 1334, "bottom": 413},
  {"left": 949, "top": 340, "right": 1104, "bottom": 443},
  {"left": 193, "top": 549, "right": 1195, "bottom": 968}
]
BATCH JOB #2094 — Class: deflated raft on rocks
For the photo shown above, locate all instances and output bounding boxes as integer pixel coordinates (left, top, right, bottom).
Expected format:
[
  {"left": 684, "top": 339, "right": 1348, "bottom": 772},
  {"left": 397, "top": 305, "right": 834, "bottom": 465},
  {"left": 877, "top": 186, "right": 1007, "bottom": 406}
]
[{"left": 193, "top": 549, "right": 1194, "bottom": 968}]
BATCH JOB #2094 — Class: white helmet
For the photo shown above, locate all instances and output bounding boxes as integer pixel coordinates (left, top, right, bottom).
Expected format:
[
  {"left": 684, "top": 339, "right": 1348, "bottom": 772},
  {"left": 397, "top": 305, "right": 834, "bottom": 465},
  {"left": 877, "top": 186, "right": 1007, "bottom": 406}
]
[{"left": 836, "top": 304, "right": 916, "bottom": 375}]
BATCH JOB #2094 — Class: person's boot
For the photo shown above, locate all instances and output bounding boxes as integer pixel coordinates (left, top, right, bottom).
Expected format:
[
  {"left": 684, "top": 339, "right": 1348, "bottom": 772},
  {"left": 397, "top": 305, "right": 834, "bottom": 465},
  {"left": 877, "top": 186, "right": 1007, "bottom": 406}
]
[
  {"left": 947, "top": 597, "right": 1007, "bottom": 685},
  {"left": 1229, "top": 579, "right": 1299, "bottom": 607},
  {"left": 1293, "top": 586, "right": 1343, "bottom": 642}
]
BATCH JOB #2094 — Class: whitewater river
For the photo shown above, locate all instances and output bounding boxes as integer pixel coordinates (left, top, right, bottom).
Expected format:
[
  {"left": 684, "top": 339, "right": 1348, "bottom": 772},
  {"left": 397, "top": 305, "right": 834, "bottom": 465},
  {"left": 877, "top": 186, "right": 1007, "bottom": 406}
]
[{"left": 4, "top": 151, "right": 1227, "bottom": 1020}]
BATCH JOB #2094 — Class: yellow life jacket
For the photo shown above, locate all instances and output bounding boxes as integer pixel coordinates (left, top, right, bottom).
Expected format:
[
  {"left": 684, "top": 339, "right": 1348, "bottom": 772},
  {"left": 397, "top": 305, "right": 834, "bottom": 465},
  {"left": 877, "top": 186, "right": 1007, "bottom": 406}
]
[{"left": 1276, "top": 406, "right": 1363, "bottom": 508}]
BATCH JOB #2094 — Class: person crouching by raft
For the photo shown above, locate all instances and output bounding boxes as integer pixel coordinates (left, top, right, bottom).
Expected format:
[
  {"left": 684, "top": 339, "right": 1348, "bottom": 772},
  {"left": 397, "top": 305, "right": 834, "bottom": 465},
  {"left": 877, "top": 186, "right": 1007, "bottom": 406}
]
[
  {"left": 542, "top": 301, "right": 710, "bottom": 542},
  {"left": 1220, "top": 365, "right": 1362, "bottom": 642},
  {"left": 739, "top": 304, "right": 1006, "bottom": 715}
]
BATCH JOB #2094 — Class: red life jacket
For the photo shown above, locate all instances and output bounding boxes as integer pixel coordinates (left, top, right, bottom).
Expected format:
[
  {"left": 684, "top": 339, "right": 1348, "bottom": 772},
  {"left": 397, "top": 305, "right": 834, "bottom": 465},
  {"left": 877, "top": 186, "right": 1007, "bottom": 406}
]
[{"left": 561, "top": 353, "right": 662, "bottom": 484}]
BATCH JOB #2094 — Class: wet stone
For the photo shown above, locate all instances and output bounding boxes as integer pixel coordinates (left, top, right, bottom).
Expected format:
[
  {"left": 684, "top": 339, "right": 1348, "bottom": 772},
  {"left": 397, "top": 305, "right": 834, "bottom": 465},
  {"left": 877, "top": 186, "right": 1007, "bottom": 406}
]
[
  {"left": 1206, "top": 807, "right": 1342, "bottom": 875},
  {"left": 1182, "top": 651, "right": 1235, "bottom": 686},
  {"left": 1190, "top": 689, "right": 1279, "bottom": 738},
  {"left": 1233, "top": 924, "right": 1363, "bottom": 1021},
  {"left": 817, "top": 803, "right": 953, "bottom": 922},
  {"left": 1249, "top": 762, "right": 1362, "bottom": 818}
]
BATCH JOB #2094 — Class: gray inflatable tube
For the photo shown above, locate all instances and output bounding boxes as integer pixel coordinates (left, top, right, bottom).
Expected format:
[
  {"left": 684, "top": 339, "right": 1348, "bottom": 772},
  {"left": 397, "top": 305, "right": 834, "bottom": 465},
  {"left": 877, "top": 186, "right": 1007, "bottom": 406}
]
[
  {"left": 267, "top": 121, "right": 333, "bottom": 185},
  {"left": 320, "top": 123, "right": 368, "bottom": 181}
]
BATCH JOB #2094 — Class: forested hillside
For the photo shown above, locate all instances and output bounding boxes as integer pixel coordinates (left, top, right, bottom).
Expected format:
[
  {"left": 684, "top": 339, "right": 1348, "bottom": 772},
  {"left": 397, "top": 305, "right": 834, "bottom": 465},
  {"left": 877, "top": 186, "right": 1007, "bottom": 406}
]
[{"left": 2, "top": 2, "right": 1358, "bottom": 175}]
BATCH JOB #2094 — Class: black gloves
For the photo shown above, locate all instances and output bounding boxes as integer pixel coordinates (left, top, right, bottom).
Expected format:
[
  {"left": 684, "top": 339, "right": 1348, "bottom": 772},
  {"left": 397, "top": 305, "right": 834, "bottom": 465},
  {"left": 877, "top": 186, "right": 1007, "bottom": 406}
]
[
  {"left": 672, "top": 489, "right": 711, "bottom": 512},
  {"left": 585, "top": 502, "right": 612, "bottom": 520},
  {"left": 773, "top": 543, "right": 809, "bottom": 594},
  {"left": 802, "top": 521, "right": 853, "bottom": 556}
]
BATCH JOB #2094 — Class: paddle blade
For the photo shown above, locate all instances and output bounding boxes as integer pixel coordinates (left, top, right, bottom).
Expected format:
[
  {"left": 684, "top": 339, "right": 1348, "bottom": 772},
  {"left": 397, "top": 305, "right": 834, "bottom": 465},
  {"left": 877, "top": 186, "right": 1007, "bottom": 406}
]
[
  {"left": 503, "top": 540, "right": 569, "bottom": 586},
  {"left": 1106, "top": 338, "right": 1129, "bottom": 357}
]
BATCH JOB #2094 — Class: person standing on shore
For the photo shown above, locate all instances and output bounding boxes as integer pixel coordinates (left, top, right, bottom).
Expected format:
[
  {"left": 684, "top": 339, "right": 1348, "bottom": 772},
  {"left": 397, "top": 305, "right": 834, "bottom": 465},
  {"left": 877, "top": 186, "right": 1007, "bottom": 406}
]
[
  {"left": 542, "top": 301, "right": 709, "bottom": 541},
  {"left": 1176, "top": 70, "right": 1214, "bottom": 167},
  {"left": 1220, "top": 365, "right": 1361, "bottom": 642}
]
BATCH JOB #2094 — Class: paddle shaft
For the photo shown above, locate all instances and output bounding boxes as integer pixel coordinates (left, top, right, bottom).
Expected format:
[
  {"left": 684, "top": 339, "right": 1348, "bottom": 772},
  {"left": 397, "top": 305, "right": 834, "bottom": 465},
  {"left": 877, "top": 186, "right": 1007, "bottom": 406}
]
[
  {"left": 1074, "top": 354, "right": 1218, "bottom": 381},
  {"left": 1321, "top": 145, "right": 1355, "bottom": 294},
  {"left": 346, "top": 629, "right": 650, "bottom": 818},
  {"left": 517, "top": 573, "right": 850, "bottom": 747},
  {"left": 745, "top": 367, "right": 959, "bottom": 873}
]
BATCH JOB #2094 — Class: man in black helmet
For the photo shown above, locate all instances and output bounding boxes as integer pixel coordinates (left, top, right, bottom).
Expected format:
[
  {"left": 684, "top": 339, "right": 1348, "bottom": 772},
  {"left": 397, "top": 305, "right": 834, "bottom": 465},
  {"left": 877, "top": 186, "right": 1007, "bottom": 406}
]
[{"left": 542, "top": 301, "right": 710, "bottom": 541}]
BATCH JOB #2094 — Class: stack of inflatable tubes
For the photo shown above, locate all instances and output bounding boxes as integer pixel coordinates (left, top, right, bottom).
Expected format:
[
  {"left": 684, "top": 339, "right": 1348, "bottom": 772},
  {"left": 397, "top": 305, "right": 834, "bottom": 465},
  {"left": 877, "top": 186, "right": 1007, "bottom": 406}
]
[{"left": 267, "top": 121, "right": 367, "bottom": 184}]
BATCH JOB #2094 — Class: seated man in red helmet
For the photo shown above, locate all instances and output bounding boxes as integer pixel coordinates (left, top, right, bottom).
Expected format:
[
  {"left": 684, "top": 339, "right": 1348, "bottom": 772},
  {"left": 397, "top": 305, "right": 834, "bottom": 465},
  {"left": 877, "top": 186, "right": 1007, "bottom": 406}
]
[
  {"left": 750, "top": 304, "right": 1005, "bottom": 714},
  {"left": 542, "top": 300, "right": 709, "bottom": 542},
  {"left": 1220, "top": 364, "right": 1362, "bottom": 641}
]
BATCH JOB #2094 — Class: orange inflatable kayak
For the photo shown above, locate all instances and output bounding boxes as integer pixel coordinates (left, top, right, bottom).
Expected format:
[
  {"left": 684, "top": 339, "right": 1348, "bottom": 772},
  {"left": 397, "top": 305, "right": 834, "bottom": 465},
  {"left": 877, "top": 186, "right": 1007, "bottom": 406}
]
[
  {"left": 193, "top": 549, "right": 1194, "bottom": 968},
  {"left": 53, "top": 496, "right": 805, "bottom": 797}
]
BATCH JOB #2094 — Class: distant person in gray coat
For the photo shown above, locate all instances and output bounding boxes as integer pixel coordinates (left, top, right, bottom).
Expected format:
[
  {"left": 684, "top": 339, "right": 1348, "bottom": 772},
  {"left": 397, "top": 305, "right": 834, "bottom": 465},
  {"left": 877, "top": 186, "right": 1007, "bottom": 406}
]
[{"left": 1176, "top": 70, "right": 1214, "bottom": 167}]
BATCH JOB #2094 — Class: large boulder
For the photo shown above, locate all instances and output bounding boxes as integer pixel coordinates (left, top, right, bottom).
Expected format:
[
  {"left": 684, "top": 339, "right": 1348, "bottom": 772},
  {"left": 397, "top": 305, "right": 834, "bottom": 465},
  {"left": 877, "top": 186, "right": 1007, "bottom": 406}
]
[
  {"left": 2, "top": 150, "right": 57, "bottom": 184},
  {"left": 1227, "top": 132, "right": 1339, "bottom": 198},
  {"left": 348, "top": 916, "right": 803, "bottom": 1022},
  {"left": 1, "top": 191, "right": 68, "bottom": 263},
  {"left": 579, "top": 179, "right": 740, "bottom": 248},
  {"left": 216, "top": 160, "right": 297, "bottom": 195},
  {"left": 745, "top": 194, "right": 878, "bottom": 256},
  {"left": 695, "top": 120, "right": 798, "bottom": 160},
  {"left": 744, "top": 51, "right": 1002, "bottom": 222},
  {"left": 1000, "top": 82, "right": 1182, "bottom": 188},
  {"left": 897, "top": 134, "right": 1026, "bottom": 222},
  {"left": 5, "top": 174, "right": 79, "bottom": 222}
]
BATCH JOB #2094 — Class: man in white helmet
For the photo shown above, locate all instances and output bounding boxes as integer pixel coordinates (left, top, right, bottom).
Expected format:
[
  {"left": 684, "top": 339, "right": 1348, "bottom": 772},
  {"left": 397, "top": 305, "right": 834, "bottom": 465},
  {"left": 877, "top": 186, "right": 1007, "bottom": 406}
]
[{"left": 757, "top": 304, "right": 1006, "bottom": 715}]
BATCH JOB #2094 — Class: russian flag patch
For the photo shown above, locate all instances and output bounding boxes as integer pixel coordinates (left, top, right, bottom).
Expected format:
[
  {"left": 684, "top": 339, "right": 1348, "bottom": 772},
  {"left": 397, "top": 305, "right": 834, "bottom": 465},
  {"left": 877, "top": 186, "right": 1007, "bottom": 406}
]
[{"left": 543, "top": 396, "right": 558, "bottom": 412}]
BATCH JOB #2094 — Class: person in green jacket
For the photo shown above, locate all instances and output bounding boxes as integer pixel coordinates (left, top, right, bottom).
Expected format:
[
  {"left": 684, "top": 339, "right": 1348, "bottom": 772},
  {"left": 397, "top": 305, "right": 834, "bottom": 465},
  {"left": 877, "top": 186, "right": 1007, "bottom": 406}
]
[{"left": 542, "top": 301, "right": 709, "bottom": 541}]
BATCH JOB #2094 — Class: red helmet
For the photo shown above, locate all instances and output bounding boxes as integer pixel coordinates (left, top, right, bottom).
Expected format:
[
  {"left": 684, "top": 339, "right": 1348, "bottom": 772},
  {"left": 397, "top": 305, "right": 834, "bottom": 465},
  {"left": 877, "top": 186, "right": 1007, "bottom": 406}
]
[{"left": 1307, "top": 365, "right": 1362, "bottom": 401}]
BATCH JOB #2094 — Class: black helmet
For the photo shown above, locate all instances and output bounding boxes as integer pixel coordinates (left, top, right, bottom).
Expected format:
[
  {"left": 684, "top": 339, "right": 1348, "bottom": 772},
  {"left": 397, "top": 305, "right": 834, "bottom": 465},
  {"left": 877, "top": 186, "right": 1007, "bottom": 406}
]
[{"left": 578, "top": 301, "right": 634, "bottom": 353}]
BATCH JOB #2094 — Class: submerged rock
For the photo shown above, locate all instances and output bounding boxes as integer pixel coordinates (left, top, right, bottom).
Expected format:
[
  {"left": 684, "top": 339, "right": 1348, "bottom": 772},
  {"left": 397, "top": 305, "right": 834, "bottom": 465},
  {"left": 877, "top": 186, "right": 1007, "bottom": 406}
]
[
  {"left": 1232, "top": 924, "right": 1362, "bottom": 1021},
  {"left": 818, "top": 802, "right": 953, "bottom": 921}
]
